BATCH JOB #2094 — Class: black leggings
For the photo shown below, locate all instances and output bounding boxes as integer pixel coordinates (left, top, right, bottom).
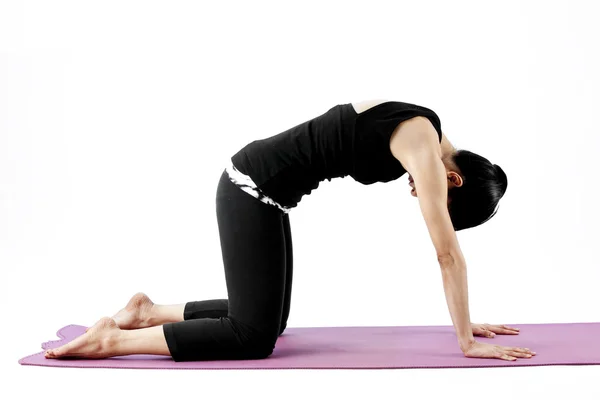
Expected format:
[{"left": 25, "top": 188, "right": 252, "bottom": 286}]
[{"left": 162, "top": 169, "right": 293, "bottom": 362}]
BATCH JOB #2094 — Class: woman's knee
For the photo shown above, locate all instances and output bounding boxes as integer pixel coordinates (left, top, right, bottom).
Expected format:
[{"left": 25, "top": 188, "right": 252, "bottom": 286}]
[
  {"left": 229, "top": 317, "right": 278, "bottom": 358},
  {"left": 278, "top": 322, "right": 287, "bottom": 336},
  {"left": 239, "top": 334, "right": 277, "bottom": 359}
]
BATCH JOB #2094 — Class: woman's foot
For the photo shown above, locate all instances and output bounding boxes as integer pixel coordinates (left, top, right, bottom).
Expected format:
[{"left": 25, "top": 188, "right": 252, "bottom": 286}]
[
  {"left": 45, "top": 317, "right": 122, "bottom": 359},
  {"left": 109, "top": 292, "right": 156, "bottom": 330}
]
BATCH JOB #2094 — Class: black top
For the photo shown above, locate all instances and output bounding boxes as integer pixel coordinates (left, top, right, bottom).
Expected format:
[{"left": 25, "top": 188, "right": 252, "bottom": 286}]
[{"left": 230, "top": 101, "right": 443, "bottom": 208}]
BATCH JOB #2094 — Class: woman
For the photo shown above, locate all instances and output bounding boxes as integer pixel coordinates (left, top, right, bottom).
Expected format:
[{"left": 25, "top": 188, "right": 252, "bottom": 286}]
[{"left": 44, "top": 100, "right": 536, "bottom": 362}]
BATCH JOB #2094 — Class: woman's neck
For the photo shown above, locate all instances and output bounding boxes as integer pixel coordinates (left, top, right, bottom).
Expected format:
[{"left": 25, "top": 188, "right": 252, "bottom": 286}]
[{"left": 440, "top": 133, "right": 456, "bottom": 160}]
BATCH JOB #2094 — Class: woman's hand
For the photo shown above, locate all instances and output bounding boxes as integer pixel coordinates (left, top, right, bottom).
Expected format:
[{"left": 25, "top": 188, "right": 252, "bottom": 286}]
[
  {"left": 463, "top": 340, "right": 536, "bottom": 361},
  {"left": 472, "top": 323, "right": 520, "bottom": 338}
]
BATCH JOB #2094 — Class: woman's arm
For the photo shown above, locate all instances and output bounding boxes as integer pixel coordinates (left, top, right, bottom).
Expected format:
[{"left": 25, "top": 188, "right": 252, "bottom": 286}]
[
  {"left": 409, "top": 150, "right": 475, "bottom": 352},
  {"left": 390, "top": 117, "right": 475, "bottom": 352},
  {"left": 438, "top": 253, "right": 475, "bottom": 352}
]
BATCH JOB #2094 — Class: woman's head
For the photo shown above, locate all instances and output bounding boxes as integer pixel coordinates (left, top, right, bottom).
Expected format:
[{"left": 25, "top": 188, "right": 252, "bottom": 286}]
[
  {"left": 408, "top": 149, "right": 508, "bottom": 231},
  {"left": 445, "top": 149, "right": 508, "bottom": 231}
]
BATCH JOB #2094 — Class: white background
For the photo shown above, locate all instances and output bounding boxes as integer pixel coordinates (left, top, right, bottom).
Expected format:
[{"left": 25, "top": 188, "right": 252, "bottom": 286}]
[{"left": 2, "top": 0, "right": 599, "bottom": 398}]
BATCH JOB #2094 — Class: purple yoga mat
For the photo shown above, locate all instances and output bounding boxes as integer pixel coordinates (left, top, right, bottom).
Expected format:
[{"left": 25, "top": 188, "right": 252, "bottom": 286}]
[{"left": 18, "top": 322, "right": 600, "bottom": 369}]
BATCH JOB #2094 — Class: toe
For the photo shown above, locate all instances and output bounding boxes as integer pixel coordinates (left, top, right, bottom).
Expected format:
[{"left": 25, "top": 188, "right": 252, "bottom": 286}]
[
  {"left": 98, "top": 316, "right": 119, "bottom": 329},
  {"left": 47, "top": 346, "right": 64, "bottom": 358}
]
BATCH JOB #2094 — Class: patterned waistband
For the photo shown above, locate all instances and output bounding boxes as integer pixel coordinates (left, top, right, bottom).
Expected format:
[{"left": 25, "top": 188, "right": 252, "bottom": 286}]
[{"left": 224, "top": 163, "right": 292, "bottom": 214}]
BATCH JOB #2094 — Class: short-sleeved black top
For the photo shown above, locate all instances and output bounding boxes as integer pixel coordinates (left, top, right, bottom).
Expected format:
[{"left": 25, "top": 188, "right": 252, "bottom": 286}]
[{"left": 230, "top": 101, "right": 443, "bottom": 208}]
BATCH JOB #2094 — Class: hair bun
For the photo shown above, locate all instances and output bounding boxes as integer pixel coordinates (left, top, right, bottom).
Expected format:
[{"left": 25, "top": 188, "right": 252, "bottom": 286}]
[{"left": 493, "top": 164, "right": 508, "bottom": 193}]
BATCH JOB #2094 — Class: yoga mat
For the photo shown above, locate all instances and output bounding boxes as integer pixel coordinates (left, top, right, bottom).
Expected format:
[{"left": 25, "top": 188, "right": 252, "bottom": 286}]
[{"left": 19, "top": 322, "right": 600, "bottom": 370}]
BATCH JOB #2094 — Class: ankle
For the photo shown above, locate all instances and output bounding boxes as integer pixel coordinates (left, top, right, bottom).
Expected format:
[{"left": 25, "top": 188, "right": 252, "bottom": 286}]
[
  {"left": 146, "top": 304, "right": 162, "bottom": 326},
  {"left": 148, "top": 303, "right": 185, "bottom": 325},
  {"left": 105, "top": 329, "right": 125, "bottom": 354}
]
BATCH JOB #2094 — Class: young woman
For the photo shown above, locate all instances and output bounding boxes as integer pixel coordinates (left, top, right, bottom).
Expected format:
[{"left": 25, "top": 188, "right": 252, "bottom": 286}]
[{"left": 45, "top": 100, "right": 536, "bottom": 362}]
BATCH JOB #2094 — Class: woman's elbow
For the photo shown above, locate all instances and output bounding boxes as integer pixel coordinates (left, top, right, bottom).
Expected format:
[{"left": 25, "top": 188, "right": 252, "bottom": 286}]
[{"left": 437, "top": 251, "right": 464, "bottom": 267}]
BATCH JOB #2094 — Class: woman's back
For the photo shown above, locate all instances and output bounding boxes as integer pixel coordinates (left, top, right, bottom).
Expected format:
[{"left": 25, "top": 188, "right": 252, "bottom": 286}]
[{"left": 230, "top": 101, "right": 443, "bottom": 210}]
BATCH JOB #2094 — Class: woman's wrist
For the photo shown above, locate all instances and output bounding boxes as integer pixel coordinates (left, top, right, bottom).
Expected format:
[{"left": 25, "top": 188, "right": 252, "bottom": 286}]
[{"left": 459, "top": 336, "right": 476, "bottom": 353}]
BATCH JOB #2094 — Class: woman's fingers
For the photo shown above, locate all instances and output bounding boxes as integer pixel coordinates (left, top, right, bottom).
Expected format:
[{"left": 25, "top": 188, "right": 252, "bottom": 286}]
[
  {"left": 506, "top": 351, "right": 533, "bottom": 358},
  {"left": 508, "top": 346, "right": 536, "bottom": 355},
  {"left": 496, "top": 351, "right": 529, "bottom": 361},
  {"left": 498, "top": 353, "right": 517, "bottom": 361},
  {"left": 492, "top": 345, "right": 537, "bottom": 361},
  {"left": 464, "top": 341, "right": 538, "bottom": 362},
  {"left": 487, "top": 324, "right": 520, "bottom": 335},
  {"left": 501, "top": 346, "right": 536, "bottom": 359},
  {"left": 501, "top": 325, "right": 520, "bottom": 333},
  {"left": 475, "top": 329, "right": 496, "bottom": 337}
]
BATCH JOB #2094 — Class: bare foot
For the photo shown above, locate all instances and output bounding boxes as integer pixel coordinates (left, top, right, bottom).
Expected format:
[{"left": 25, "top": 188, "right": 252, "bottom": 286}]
[
  {"left": 108, "top": 292, "right": 156, "bottom": 330},
  {"left": 45, "top": 317, "right": 121, "bottom": 359}
]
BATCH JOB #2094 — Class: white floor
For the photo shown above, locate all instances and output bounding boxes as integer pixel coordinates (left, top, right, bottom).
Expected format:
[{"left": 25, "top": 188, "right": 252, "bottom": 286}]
[{"left": 7, "top": 365, "right": 600, "bottom": 400}]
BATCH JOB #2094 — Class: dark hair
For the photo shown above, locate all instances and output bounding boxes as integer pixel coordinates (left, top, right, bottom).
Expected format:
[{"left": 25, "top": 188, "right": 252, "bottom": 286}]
[{"left": 447, "top": 149, "right": 508, "bottom": 231}]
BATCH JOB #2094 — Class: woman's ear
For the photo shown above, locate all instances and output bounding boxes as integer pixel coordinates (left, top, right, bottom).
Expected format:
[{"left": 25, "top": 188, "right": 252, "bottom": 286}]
[{"left": 448, "top": 171, "right": 463, "bottom": 188}]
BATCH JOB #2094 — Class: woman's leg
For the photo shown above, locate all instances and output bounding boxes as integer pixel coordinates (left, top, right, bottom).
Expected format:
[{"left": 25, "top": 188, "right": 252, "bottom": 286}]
[
  {"left": 111, "top": 214, "right": 293, "bottom": 332},
  {"left": 110, "top": 296, "right": 230, "bottom": 330},
  {"left": 46, "top": 170, "right": 290, "bottom": 361},
  {"left": 46, "top": 317, "right": 172, "bottom": 359},
  {"left": 160, "top": 170, "right": 289, "bottom": 361},
  {"left": 279, "top": 212, "right": 293, "bottom": 335},
  {"left": 108, "top": 293, "right": 186, "bottom": 330},
  {"left": 184, "top": 212, "right": 293, "bottom": 335}
]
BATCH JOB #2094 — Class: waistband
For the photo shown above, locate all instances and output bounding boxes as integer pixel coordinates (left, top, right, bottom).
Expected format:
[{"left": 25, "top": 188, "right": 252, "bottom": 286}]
[{"left": 224, "top": 163, "right": 292, "bottom": 214}]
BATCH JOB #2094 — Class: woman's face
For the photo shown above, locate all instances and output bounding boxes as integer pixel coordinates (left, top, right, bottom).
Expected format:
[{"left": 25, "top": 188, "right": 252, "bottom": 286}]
[{"left": 408, "top": 174, "right": 417, "bottom": 197}]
